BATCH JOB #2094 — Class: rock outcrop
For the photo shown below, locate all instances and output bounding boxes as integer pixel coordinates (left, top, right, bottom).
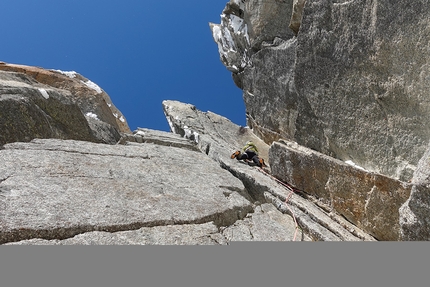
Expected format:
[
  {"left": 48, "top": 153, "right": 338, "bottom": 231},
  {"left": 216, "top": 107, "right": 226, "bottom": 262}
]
[
  {"left": 209, "top": 0, "right": 294, "bottom": 75},
  {"left": 399, "top": 142, "right": 430, "bottom": 240},
  {"left": 210, "top": 0, "right": 430, "bottom": 182},
  {"left": 210, "top": 0, "right": 430, "bottom": 240},
  {"left": 0, "top": 132, "right": 315, "bottom": 245},
  {"left": 162, "top": 100, "right": 375, "bottom": 241},
  {"left": 0, "top": 62, "right": 130, "bottom": 145},
  {"left": 1, "top": 98, "right": 379, "bottom": 244},
  {"left": 269, "top": 140, "right": 411, "bottom": 241}
]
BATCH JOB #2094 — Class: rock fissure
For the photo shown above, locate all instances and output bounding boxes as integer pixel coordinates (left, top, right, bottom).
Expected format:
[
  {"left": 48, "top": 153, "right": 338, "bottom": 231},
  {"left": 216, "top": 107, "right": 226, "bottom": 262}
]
[
  {"left": 1, "top": 204, "right": 254, "bottom": 245},
  {"left": 0, "top": 175, "right": 11, "bottom": 185}
]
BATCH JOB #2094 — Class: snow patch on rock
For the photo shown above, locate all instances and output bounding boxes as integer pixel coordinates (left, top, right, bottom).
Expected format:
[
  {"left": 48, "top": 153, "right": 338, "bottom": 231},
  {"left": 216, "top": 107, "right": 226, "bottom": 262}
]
[
  {"left": 38, "top": 88, "right": 50, "bottom": 99},
  {"left": 85, "top": 112, "right": 99, "bottom": 120},
  {"left": 345, "top": 160, "right": 366, "bottom": 171},
  {"left": 210, "top": 0, "right": 251, "bottom": 73},
  {"left": 52, "top": 70, "right": 77, "bottom": 78},
  {"left": 82, "top": 80, "right": 102, "bottom": 94}
]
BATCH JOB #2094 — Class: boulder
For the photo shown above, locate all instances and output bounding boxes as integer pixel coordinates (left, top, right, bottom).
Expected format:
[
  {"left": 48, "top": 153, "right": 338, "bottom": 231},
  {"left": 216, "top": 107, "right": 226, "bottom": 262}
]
[
  {"left": 269, "top": 140, "right": 412, "bottom": 241},
  {"left": 0, "top": 62, "right": 130, "bottom": 145}
]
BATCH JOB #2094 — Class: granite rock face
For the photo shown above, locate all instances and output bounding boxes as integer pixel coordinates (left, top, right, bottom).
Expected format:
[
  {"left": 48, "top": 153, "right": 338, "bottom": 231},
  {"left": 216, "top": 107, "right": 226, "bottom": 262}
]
[
  {"left": 294, "top": 0, "right": 430, "bottom": 181},
  {"left": 0, "top": 138, "right": 253, "bottom": 244},
  {"left": 0, "top": 62, "right": 130, "bottom": 145},
  {"left": 162, "top": 100, "right": 376, "bottom": 241},
  {"left": 0, "top": 127, "right": 315, "bottom": 244},
  {"left": 2, "top": 101, "right": 379, "bottom": 244},
  {"left": 211, "top": 0, "right": 430, "bottom": 182},
  {"left": 210, "top": 0, "right": 430, "bottom": 240},
  {"left": 269, "top": 140, "right": 412, "bottom": 241},
  {"left": 209, "top": 0, "right": 293, "bottom": 74},
  {"left": 399, "top": 142, "right": 430, "bottom": 241}
]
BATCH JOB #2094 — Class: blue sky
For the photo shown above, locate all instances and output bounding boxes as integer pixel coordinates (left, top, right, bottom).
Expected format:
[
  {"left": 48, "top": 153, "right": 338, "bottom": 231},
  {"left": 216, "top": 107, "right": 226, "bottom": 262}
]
[{"left": 0, "top": 0, "right": 245, "bottom": 132}]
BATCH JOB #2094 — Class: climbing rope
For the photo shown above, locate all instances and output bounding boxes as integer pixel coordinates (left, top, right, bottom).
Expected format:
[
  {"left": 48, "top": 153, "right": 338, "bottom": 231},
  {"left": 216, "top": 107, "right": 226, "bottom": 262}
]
[{"left": 257, "top": 167, "right": 301, "bottom": 241}]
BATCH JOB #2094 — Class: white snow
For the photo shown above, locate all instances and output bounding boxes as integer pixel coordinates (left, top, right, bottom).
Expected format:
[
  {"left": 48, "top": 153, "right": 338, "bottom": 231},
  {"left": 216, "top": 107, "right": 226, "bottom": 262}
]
[
  {"left": 223, "top": 26, "right": 236, "bottom": 51},
  {"left": 166, "top": 116, "right": 176, "bottom": 133},
  {"left": 183, "top": 125, "right": 199, "bottom": 144},
  {"left": 38, "top": 88, "right": 50, "bottom": 99},
  {"left": 119, "top": 116, "right": 125, "bottom": 123},
  {"left": 345, "top": 160, "right": 366, "bottom": 171},
  {"left": 212, "top": 22, "right": 238, "bottom": 55},
  {"left": 135, "top": 130, "right": 145, "bottom": 136},
  {"left": 52, "top": 70, "right": 77, "bottom": 78},
  {"left": 163, "top": 109, "right": 177, "bottom": 133},
  {"left": 81, "top": 80, "right": 102, "bottom": 94},
  {"left": 211, "top": 3, "right": 251, "bottom": 71},
  {"left": 212, "top": 25, "right": 225, "bottom": 55},
  {"left": 85, "top": 112, "right": 99, "bottom": 120},
  {"left": 193, "top": 131, "right": 200, "bottom": 144},
  {"left": 230, "top": 14, "right": 244, "bottom": 34}
]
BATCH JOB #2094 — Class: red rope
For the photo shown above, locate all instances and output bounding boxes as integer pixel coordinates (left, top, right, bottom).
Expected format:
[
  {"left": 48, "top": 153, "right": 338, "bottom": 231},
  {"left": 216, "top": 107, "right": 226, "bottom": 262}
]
[{"left": 258, "top": 167, "right": 300, "bottom": 241}]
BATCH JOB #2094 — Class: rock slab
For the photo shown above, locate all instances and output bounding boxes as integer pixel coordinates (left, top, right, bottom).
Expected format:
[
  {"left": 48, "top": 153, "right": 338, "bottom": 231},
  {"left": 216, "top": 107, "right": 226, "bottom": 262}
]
[{"left": 0, "top": 138, "right": 252, "bottom": 244}]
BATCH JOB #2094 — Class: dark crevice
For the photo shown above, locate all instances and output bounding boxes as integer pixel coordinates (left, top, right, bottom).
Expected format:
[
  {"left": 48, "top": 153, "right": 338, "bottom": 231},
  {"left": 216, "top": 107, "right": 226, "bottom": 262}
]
[
  {"left": 219, "top": 162, "right": 269, "bottom": 204},
  {"left": 0, "top": 175, "right": 12, "bottom": 184},
  {"left": 1, "top": 204, "right": 254, "bottom": 245}
]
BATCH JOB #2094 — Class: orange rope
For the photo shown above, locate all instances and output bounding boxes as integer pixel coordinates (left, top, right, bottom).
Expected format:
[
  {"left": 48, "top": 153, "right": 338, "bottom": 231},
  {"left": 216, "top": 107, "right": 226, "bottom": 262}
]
[{"left": 258, "top": 167, "right": 300, "bottom": 241}]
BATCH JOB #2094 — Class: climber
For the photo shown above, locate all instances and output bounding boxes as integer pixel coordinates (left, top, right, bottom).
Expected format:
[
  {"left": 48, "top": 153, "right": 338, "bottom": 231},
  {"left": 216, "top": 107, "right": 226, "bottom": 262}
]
[{"left": 231, "top": 140, "right": 266, "bottom": 168}]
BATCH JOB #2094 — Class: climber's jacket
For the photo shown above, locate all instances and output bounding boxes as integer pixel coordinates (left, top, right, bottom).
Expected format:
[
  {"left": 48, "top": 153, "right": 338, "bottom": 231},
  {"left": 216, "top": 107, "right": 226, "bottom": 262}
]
[{"left": 241, "top": 141, "right": 258, "bottom": 154}]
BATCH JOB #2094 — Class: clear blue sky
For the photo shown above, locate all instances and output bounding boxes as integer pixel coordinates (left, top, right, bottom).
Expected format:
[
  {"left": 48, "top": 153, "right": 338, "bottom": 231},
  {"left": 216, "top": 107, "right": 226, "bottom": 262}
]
[{"left": 0, "top": 0, "right": 245, "bottom": 132}]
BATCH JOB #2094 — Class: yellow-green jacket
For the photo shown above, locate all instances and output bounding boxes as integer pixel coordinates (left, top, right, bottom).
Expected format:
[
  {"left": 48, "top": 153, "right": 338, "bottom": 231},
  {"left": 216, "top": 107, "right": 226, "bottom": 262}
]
[{"left": 241, "top": 141, "right": 258, "bottom": 154}]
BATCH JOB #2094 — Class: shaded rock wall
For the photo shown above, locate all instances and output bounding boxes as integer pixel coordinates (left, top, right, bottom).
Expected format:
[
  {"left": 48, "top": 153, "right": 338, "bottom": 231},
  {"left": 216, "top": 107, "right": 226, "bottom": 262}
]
[
  {"left": 295, "top": 0, "right": 430, "bottom": 181},
  {"left": 210, "top": 0, "right": 430, "bottom": 240},
  {"left": 211, "top": 0, "right": 430, "bottom": 182},
  {"left": 399, "top": 142, "right": 430, "bottom": 240}
]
